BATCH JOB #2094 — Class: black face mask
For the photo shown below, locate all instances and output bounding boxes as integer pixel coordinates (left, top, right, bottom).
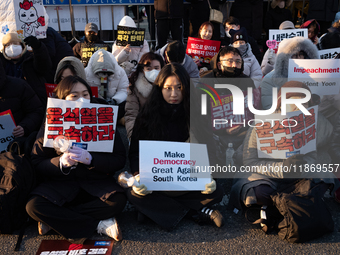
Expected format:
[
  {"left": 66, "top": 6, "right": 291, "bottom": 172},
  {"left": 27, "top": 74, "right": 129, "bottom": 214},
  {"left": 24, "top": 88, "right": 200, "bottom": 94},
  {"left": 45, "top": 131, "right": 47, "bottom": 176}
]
[
  {"left": 86, "top": 34, "right": 98, "bottom": 42},
  {"left": 221, "top": 66, "right": 242, "bottom": 77}
]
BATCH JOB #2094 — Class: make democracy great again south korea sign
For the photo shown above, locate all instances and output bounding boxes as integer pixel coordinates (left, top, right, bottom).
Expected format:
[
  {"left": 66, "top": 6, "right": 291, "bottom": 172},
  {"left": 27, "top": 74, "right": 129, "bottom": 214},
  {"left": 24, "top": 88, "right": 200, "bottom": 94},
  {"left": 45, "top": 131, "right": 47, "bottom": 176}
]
[
  {"left": 43, "top": 98, "right": 118, "bottom": 152},
  {"left": 288, "top": 59, "right": 340, "bottom": 96},
  {"left": 139, "top": 141, "right": 211, "bottom": 191}
]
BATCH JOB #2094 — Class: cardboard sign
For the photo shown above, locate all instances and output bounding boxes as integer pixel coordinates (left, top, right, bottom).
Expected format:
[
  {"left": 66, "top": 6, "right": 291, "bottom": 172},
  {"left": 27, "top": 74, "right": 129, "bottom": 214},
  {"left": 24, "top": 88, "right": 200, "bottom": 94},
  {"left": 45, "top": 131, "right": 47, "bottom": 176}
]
[
  {"left": 43, "top": 98, "right": 118, "bottom": 152},
  {"left": 116, "top": 25, "right": 145, "bottom": 47},
  {"left": 268, "top": 28, "right": 307, "bottom": 53},
  {"left": 45, "top": 84, "right": 99, "bottom": 98},
  {"left": 255, "top": 106, "right": 317, "bottom": 159},
  {"left": 13, "top": 0, "right": 46, "bottom": 39},
  {"left": 0, "top": 111, "right": 16, "bottom": 152},
  {"left": 139, "top": 141, "right": 211, "bottom": 191},
  {"left": 288, "top": 59, "right": 340, "bottom": 95},
  {"left": 186, "top": 37, "right": 221, "bottom": 64},
  {"left": 81, "top": 43, "right": 109, "bottom": 66},
  {"left": 211, "top": 92, "right": 253, "bottom": 131},
  {"left": 36, "top": 240, "right": 113, "bottom": 255},
  {"left": 318, "top": 47, "right": 340, "bottom": 59}
]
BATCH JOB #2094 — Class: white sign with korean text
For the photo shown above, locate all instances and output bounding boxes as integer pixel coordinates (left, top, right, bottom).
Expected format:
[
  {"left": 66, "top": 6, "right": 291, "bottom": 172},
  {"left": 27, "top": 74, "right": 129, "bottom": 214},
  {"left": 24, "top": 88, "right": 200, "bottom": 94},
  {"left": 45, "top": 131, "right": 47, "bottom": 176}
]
[
  {"left": 255, "top": 106, "right": 317, "bottom": 159},
  {"left": 288, "top": 59, "right": 340, "bottom": 95},
  {"left": 318, "top": 47, "right": 340, "bottom": 59},
  {"left": 43, "top": 98, "right": 118, "bottom": 152},
  {"left": 0, "top": 114, "right": 16, "bottom": 152},
  {"left": 139, "top": 141, "right": 211, "bottom": 191}
]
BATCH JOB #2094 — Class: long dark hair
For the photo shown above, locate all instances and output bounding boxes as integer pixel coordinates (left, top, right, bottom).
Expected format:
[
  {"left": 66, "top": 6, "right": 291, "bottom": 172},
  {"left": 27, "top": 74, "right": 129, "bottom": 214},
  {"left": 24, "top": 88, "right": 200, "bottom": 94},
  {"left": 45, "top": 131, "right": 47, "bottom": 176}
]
[
  {"left": 54, "top": 75, "right": 93, "bottom": 100},
  {"left": 55, "top": 62, "right": 77, "bottom": 84},
  {"left": 129, "top": 52, "right": 165, "bottom": 93},
  {"left": 133, "top": 63, "right": 190, "bottom": 140}
]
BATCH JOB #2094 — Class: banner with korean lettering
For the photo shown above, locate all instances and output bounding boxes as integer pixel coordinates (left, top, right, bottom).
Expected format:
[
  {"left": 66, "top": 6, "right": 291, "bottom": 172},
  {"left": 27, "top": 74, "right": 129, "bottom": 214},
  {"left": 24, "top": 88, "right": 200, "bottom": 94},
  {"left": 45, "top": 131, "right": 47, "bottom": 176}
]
[
  {"left": 255, "top": 106, "right": 317, "bottom": 159},
  {"left": 13, "top": 0, "right": 47, "bottom": 39},
  {"left": 43, "top": 98, "right": 118, "bottom": 152},
  {"left": 0, "top": 110, "right": 16, "bottom": 152},
  {"left": 211, "top": 91, "right": 253, "bottom": 132},
  {"left": 318, "top": 47, "right": 340, "bottom": 59},
  {"left": 80, "top": 43, "right": 110, "bottom": 66},
  {"left": 268, "top": 28, "right": 307, "bottom": 53},
  {"left": 36, "top": 240, "right": 113, "bottom": 255},
  {"left": 186, "top": 37, "right": 221, "bottom": 64},
  {"left": 116, "top": 25, "right": 145, "bottom": 47},
  {"left": 288, "top": 59, "right": 340, "bottom": 95}
]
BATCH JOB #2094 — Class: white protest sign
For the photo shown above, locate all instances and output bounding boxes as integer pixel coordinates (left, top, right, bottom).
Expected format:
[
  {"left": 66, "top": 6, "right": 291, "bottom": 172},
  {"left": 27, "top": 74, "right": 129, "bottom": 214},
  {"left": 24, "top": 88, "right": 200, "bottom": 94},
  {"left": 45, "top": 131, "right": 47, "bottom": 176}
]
[
  {"left": 255, "top": 106, "right": 318, "bottom": 159},
  {"left": 0, "top": 113, "right": 16, "bottom": 152},
  {"left": 288, "top": 59, "right": 340, "bottom": 95},
  {"left": 268, "top": 28, "right": 308, "bottom": 52},
  {"left": 139, "top": 141, "right": 211, "bottom": 191},
  {"left": 318, "top": 47, "right": 340, "bottom": 59},
  {"left": 43, "top": 98, "right": 118, "bottom": 152},
  {"left": 13, "top": 0, "right": 47, "bottom": 39}
]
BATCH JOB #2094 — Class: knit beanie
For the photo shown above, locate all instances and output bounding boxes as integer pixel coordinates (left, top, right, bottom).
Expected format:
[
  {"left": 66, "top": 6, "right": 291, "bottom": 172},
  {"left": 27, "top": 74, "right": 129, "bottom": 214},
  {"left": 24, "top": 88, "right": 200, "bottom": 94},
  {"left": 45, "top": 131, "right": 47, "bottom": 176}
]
[
  {"left": 2, "top": 32, "right": 23, "bottom": 46},
  {"left": 279, "top": 21, "right": 295, "bottom": 30},
  {"left": 229, "top": 27, "right": 248, "bottom": 44}
]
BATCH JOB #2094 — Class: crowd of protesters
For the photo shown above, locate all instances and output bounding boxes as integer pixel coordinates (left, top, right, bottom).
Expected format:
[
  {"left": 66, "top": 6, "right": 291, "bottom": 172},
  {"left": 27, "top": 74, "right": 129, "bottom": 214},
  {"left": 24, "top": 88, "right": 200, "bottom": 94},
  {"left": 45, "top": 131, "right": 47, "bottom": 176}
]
[{"left": 1, "top": 0, "right": 340, "bottom": 245}]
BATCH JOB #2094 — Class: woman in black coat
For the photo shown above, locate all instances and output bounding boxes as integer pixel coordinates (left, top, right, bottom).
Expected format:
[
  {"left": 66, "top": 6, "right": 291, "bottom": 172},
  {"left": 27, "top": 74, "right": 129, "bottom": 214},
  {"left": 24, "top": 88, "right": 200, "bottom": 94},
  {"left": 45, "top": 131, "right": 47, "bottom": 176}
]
[
  {"left": 127, "top": 63, "right": 224, "bottom": 230},
  {"left": 26, "top": 76, "right": 127, "bottom": 244}
]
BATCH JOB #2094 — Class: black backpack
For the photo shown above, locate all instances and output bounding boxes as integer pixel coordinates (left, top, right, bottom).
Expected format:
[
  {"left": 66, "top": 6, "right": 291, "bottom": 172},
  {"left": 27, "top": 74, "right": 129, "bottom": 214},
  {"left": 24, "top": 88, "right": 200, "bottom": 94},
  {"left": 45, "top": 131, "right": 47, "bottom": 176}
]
[
  {"left": 0, "top": 151, "right": 35, "bottom": 234},
  {"left": 270, "top": 179, "right": 334, "bottom": 243}
]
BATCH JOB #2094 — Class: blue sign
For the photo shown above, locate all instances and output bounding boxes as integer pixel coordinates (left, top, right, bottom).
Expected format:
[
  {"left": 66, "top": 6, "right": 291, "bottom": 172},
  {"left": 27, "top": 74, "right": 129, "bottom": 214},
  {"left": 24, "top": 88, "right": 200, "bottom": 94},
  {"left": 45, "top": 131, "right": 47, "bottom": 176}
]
[{"left": 43, "top": 0, "right": 154, "bottom": 5}]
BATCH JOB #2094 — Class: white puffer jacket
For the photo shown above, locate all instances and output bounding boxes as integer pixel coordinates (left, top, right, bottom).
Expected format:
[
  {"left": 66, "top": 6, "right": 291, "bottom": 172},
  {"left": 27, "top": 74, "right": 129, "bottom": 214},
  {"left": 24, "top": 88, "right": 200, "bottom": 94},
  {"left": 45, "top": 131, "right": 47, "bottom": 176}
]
[{"left": 85, "top": 49, "right": 128, "bottom": 104}]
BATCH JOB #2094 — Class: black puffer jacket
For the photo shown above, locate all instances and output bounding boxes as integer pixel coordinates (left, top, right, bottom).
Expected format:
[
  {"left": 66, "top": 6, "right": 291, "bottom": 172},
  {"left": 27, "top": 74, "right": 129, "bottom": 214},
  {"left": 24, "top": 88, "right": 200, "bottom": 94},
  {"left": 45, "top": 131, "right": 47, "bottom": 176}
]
[
  {"left": 154, "top": 0, "right": 184, "bottom": 19},
  {"left": 330, "top": 115, "right": 340, "bottom": 163},
  {"left": 0, "top": 42, "right": 52, "bottom": 107},
  {"left": 0, "top": 59, "right": 44, "bottom": 136}
]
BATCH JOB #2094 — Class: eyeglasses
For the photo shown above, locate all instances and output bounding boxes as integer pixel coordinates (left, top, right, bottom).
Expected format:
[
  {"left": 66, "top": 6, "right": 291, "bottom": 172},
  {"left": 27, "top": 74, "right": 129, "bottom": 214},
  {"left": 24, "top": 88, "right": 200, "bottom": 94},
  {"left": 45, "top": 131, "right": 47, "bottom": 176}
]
[{"left": 220, "top": 59, "right": 242, "bottom": 65}]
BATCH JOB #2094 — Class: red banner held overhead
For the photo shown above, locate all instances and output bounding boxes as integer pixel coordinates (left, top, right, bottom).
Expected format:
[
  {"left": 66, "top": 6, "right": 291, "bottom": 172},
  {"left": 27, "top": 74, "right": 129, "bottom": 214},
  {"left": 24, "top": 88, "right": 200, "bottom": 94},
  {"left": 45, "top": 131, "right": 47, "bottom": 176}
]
[{"left": 186, "top": 37, "right": 221, "bottom": 65}]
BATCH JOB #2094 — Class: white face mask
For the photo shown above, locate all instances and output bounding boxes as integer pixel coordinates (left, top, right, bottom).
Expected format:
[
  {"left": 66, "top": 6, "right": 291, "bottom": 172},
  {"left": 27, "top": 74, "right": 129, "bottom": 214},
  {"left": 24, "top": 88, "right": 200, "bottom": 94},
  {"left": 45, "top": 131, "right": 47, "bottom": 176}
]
[
  {"left": 233, "top": 44, "right": 247, "bottom": 54},
  {"left": 76, "top": 97, "right": 91, "bottom": 104},
  {"left": 5, "top": 45, "right": 23, "bottom": 58},
  {"left": 144, "top": 69, "right": 160, "bottom": 83}
]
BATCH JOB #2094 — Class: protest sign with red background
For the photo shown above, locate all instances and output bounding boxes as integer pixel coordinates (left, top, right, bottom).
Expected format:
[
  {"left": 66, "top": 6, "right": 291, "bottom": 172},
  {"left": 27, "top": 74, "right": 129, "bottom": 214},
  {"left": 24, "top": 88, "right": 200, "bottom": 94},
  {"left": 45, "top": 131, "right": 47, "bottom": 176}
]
[{"left": 186, "top": 37, "right": 221, "bottom": 64}]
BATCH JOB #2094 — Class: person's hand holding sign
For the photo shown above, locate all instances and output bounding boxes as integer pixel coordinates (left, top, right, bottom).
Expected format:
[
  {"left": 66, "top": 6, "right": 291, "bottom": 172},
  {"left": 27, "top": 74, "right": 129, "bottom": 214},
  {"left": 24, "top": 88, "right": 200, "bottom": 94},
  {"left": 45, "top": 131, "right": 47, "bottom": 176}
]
[
  {"left": 60, "top": 153, "right": 77, "bottom": 168},
  {"left": 124, "top": 44, "right": 131, "bottom": 54},
  {"left": 68, "top": 147, "right": 92, "bottom": 165},
  {"left": 201, "top": 179, "right": 216, "bottom": 194},
  {"left": 12, "top": 125, "right": 24, "bottom": 137},
  {"left": 132, "top": 174, "right": 152, "bottom": 196}
]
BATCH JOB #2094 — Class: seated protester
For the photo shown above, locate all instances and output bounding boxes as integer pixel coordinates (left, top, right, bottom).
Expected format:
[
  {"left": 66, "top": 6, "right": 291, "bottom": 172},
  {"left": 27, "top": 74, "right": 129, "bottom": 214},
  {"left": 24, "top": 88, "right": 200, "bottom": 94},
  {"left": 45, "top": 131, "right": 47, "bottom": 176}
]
[
  {"left": 318, "top": 30, "right": 340, "bottom": 50},
  {"left": 0, "top": 58, "right": 44, "bottom": 139},
  {"left": 85, "top": 49, "right": 129, "bottom": 119},
  {"left": 127, "top": 63, "right": 224, "bottom": 230},
  {"left": 125, "top": 52, "right": 165, "bottom": 140},
  {"left": 41, "top": 10, "right": 74, "bottom": 83},
  {"left": 155, "top": 40, "right": 200, "bottom": 79},
  {"left": 329, "top": 113, "right": 340, "bottom": 202},
  {"left": 112, "top": 16, "right": 150, "bottom": 76},
  {"left": 300, "top": 19, "right": 320, "bottom": 45},
  {"left": 229, "top": 28, "right": 262, "bottom": 88},
  {"left": 73, "top": 23, "right": 112, "bottom": 67},
  {"left": 261, "top": 37, "right": 319, "bottom": 110},
  {"left": 1, "top": 32, "right": 52, "bottom": 107},
  {"left": 195, "top": 21, "right": 215, "bottom": 76},
  {"left": 54, "top": 56, "right": 87, "bottom": 84},
  {"left": 328, "top": 17, "right": 340, "bottom": 33},
  {"left": 261, "top": 21, "right": 295, "bottom": 76},
  {"left": 222, "top": 16, "right": 263, "bottom": 64},
  {"left": 229, "top": 81, "right": 339, "bottom": 214},
  {"left": 26, "top": 76, "right": 127, "bottom": 243}
]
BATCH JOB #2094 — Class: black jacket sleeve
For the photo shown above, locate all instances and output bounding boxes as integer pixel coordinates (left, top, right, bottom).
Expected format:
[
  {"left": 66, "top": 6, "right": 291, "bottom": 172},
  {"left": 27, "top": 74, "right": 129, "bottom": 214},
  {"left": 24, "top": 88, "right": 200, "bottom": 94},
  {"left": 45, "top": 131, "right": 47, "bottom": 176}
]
[{"left": 330, "top": 115, "right": 340, "bottom": 163}]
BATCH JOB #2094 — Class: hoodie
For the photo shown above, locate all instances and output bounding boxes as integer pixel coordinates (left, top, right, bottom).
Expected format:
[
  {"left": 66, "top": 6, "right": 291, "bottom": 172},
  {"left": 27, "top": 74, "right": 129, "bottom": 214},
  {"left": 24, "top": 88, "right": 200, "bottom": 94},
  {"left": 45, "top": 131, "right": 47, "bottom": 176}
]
[
  {"left": 54, "top": 56, "right": 86, "bottom": 84},
  {"left": 85, "top": 49, "right": 129, "bottom": 104},
  {"left": 112, "top": 16, "right": 150, "bottom": 75},
  {"left": 260, "top": 37, "right": 319, "bottom": 109}
]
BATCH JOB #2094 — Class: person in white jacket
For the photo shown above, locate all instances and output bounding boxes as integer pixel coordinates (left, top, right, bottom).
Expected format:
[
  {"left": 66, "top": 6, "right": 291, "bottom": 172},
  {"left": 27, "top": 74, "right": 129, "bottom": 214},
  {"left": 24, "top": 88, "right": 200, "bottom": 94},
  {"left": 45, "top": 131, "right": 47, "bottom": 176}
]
[
  {"left": 85, "top": 49, "right": 129, "bottom": 119},
  {"left": 112, "top": 16, "right": 150, "bottom": 76},
  {"left": 229, "top": 27, "right": 262, "bottom": 88}
]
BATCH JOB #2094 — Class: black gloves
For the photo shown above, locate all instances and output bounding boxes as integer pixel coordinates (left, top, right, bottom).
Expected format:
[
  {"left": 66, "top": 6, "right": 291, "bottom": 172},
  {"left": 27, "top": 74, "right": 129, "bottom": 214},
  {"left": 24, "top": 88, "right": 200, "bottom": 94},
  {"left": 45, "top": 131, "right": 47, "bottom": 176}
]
[
  {"left": 107, "top": 98, "right": 117, "bottom": 105},
  {"left": 24, "top": 36, "right": 41, "bottom": 49}
]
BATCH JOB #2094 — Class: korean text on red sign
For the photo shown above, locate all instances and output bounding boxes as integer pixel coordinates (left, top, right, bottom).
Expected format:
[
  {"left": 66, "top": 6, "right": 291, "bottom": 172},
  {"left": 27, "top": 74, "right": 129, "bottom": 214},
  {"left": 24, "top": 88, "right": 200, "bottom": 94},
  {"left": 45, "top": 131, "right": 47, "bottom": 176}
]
[
  {"left": 255, "top": 106, "right": 318, "bottom": 159},
  {"left": 43, "top": 98, "right": 118, "bottom": 152},
  {"left": 186, "top": 37, "right": 221, "bottom": 65}
]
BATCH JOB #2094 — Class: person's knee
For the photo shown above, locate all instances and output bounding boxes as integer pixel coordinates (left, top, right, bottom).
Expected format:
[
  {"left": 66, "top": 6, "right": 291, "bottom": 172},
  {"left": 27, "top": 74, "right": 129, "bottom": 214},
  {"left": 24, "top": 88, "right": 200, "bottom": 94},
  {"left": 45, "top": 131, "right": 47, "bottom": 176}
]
[{"left": 26, "top": 196, "right": 41, "bottom": 217}]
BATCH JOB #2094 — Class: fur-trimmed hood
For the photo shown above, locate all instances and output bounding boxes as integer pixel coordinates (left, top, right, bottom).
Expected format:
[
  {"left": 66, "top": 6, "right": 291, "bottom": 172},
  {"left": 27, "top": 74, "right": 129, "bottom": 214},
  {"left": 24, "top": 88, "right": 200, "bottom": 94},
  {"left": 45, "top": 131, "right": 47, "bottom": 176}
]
[
  {"left": 273, "top": 36, "right": 319, "bottom": 79},
  {"left": 54, "top": 56, "right": 86, "bottom": 83},
  {"left": 271, "top": 0, "right": 293, "bottom": 8}
]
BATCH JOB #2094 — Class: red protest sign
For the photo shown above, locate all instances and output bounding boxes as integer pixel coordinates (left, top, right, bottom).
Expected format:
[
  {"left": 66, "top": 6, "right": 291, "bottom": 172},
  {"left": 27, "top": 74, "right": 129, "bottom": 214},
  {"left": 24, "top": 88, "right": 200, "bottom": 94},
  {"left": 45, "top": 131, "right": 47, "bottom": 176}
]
[{"left": 186, "top": 37, "right": 221, "bottom": 65}]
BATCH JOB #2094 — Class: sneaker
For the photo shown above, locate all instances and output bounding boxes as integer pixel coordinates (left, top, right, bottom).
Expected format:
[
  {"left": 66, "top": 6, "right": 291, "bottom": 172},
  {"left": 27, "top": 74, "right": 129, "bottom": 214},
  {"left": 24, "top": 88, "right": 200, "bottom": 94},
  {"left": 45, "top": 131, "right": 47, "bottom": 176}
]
[
  {"left": 194, "top": 207, "right": 224, "bottom": 228},
  {"left": 38, "top": 222, "right": 51, "bottom": 235},
  {"left": 97, "top": 217, "right": 122, "bottom": 241}
]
